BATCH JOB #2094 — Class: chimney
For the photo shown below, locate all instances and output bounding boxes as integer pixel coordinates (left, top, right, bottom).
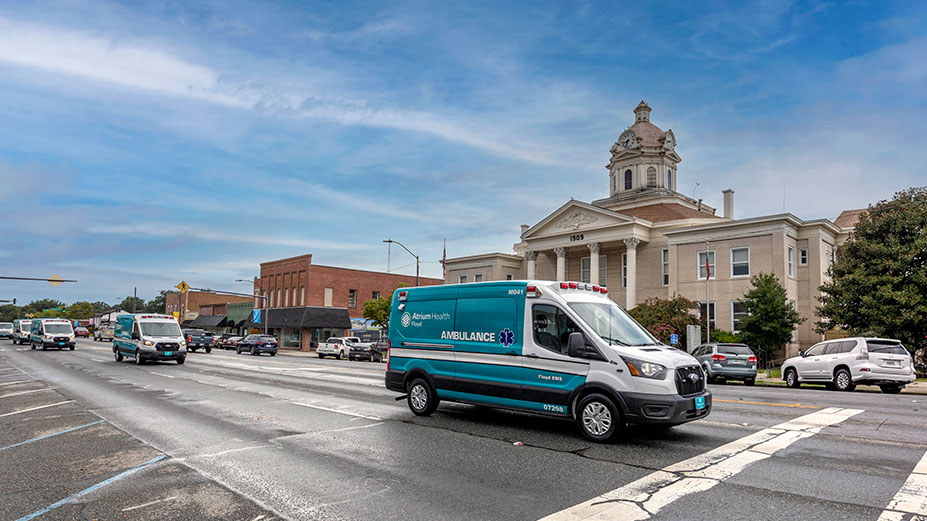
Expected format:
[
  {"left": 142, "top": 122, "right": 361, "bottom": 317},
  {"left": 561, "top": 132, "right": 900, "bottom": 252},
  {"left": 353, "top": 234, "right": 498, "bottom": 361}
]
[
  {"left": 697, "top": 199, "right": 703, "bottom": 211},
  {"left": 520, "top": 224, "right": 530, "bottom": 236},
  {"left": 723, "top": 189, "right": 734, "bottom": 219}
]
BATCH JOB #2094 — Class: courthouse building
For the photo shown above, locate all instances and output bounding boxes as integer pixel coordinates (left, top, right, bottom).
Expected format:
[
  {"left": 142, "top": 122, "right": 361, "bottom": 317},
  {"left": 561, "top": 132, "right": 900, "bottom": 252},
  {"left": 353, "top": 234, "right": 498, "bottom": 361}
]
[{"left": 445, "top": 102, "right": 862, "bottom": 356}]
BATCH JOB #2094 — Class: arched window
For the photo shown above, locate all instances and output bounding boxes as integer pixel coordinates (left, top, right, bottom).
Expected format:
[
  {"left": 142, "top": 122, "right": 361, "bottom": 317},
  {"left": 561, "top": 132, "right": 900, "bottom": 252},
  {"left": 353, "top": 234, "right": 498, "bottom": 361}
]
[
  {"left": 624, "top": 169, "right": 632, "bottom": 190},
  {"left": 666, "top": 169, "right": 673, "bottom": 189},
  {"left": 647, "top": 166, "right": 657, "bottom": 187}
]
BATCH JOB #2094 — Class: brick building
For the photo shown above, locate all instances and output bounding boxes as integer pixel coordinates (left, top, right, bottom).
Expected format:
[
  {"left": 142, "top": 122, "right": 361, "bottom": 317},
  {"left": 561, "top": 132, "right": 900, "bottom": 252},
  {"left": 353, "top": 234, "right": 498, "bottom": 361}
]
[
  {"left": 254, "top": 254, "right": 443, "bottom": 313},
  {"left": 164, "top": 290, "right": 252, "bottom": 325}
]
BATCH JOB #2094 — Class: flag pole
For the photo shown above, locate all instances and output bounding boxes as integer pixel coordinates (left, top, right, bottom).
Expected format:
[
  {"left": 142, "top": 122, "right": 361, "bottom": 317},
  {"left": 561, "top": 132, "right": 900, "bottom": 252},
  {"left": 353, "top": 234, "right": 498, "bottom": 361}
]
[{"left": 705, "top": 238, "right": 711, "bottom": 344}]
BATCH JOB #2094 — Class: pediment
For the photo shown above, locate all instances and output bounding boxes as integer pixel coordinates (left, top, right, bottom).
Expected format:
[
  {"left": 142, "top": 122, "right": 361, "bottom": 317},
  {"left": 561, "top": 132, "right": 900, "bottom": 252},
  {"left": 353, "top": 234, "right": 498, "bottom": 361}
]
[{"left": 523, "top": 200, "right": 638, "bottom": 239}]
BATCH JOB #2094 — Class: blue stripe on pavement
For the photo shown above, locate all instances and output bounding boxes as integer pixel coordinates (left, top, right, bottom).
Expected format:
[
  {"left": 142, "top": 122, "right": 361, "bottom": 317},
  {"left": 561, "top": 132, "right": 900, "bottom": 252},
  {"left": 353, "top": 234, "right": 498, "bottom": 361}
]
[
  {"left": 0, "top": 420, "right": 106, "bottom": 451},
  {"left": 15, "top": 454, "right": 167, "bottom": 521}
]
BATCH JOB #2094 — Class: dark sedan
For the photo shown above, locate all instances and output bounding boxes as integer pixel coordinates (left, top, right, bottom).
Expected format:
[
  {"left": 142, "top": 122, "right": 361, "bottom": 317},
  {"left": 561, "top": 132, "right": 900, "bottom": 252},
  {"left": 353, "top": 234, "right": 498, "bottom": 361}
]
[
  {"left": 236, "top": 334, "right": 278, "bottom": 356},
  {"left": 350, "top": 338, "right": 387, "bottom": 362},
  {"left": 221, "top": 335, "right": 242, "bottom": 350}
]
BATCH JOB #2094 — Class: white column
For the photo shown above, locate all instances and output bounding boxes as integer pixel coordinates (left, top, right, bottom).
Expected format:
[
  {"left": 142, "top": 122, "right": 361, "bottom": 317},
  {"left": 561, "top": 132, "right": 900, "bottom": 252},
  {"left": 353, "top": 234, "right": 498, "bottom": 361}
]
[
  {"left": 624, "top": 238, "right": 640, "bottom": 309},
  {"left": 588, "top": 243, "right": 601, "bottom": 285},
  {"left": 525, "top": 250, "right": 537, "bottom": 280},
  {"left": 554, "top": 247, "right": 567, "bottom": 281}
]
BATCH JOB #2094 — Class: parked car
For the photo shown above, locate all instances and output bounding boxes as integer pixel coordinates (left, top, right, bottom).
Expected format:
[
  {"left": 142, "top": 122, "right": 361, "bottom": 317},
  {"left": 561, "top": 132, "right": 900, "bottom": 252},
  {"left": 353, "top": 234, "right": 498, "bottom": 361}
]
[
  {"left": 236, "top": 334, "right": 278, "bottom": 356},
  {"left": 348, "top": 337, "right": 389, "bottom": 362},
  {"left": 221, "top": 335, "right": 243, "bottom": 349},
  {"left": 11, "top": 319, "right": 32, "bottom": 345},
  {"left": 183, "top": 329, "right": 214, "bottom": 353},
  {"left": 94, "top": 325, "right": 115, "bottom": 342},
  {"left": 781, "top": 337, "right": 916, "bottom": 393},
  {"left": 0, "top": 322, "right": 13, "bottom": 339},
  {"left": 317, "top": 337, "right": 352, "bottom": 359},
  {"left": 692, "top": 343, "right": 757, "bottom": 385},
  {"left": 74, "top": 327, "right": 90, "bottom": 337}
]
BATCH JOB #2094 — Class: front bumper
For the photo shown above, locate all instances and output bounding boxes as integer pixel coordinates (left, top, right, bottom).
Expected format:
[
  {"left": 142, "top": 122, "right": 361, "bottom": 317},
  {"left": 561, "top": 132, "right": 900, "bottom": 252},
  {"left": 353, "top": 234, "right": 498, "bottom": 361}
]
[
  {"left": 41, "top": 340, "right": 75, "bottom": 348},
  {"left": 0, "top": 332, "right": 12, "bottom": 338},
  {"left": 621, "top": 389, "right": 712, "bottom": 425},
  {"left": 139, "top": 349, "right": 186, "bottom": 361}
]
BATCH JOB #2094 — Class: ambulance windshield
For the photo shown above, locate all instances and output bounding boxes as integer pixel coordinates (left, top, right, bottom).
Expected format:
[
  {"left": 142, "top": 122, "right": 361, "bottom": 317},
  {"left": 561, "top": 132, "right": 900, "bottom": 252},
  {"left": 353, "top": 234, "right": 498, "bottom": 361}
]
[{"left": 568, "top": 301, "right": 657, "bottom": 346}]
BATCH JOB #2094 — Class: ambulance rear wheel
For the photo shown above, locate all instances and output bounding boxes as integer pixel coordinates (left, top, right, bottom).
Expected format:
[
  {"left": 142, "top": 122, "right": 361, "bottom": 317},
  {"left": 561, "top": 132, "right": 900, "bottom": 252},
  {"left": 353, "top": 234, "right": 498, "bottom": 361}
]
[
  {"left": 576, "top": 393, "right": 620, "bottom": 442},
  {"left": 407, "top": 378, "right": 439, "bottom": 416},
  {"left": 115, "top": 351, "right": 123, "bottom": 362}
]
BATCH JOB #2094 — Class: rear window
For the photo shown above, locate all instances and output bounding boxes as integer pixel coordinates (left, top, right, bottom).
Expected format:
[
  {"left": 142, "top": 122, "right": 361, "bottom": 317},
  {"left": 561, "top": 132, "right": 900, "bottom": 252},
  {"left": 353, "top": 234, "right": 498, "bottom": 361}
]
[
  {"left": 866, "top": 340, "right": 908, "bottom": 355},
  {"left": 717, "top": 344, "right": 752, "bottom": 355},
  {"left": 259, "top": 336, "right": 277, "bottom": 342}
]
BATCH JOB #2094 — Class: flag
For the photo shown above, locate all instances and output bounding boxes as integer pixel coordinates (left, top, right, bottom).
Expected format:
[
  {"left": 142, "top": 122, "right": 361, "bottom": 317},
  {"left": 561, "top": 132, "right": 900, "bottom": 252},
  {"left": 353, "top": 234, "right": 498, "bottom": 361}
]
[
  {"left": 705, "top": 256, "right": 710, "bottom": 278},
  {"left": 441, "top": 239, "right": 447, "bottom": 281}
]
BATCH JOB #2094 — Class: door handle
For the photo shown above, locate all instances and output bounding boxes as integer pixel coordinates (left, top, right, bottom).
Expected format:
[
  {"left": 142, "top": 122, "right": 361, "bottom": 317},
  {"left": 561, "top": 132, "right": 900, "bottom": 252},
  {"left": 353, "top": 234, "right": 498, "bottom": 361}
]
[{"left": 526, "top": 353, "right": 538, "bottom": 359}]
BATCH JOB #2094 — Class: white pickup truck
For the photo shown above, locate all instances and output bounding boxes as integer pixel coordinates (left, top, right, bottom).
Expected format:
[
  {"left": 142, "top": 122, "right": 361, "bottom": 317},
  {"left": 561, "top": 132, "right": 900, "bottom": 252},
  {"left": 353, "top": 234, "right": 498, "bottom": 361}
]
[{"left": 317, "top": 337, "right": 353, "bottom": 359}]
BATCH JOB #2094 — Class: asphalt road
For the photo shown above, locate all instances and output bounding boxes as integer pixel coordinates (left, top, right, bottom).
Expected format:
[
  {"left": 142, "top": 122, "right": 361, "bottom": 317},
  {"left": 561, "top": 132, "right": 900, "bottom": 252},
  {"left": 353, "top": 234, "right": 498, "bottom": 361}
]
[{"left": 2, "top": 338, "right": 925, "bottom": 521}]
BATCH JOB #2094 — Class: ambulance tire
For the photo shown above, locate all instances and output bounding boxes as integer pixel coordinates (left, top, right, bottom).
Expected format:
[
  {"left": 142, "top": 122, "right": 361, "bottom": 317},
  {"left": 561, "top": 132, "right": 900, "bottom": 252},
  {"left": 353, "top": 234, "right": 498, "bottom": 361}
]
[
  {"left": 576, "top": 393, "right": 620, "bottom": 442},
  {"left": 407, "top": 378, "right": 439, "bottom": 416}
]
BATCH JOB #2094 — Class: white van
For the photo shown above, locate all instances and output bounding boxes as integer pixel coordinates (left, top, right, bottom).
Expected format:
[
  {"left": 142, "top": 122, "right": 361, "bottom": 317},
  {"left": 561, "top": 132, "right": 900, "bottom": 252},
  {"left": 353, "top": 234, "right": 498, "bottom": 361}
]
[
  {"left": 114, "top": 314, "right": 186, "bottom": 365},
  {"left": 385, "top": 280, "right": 711, "bottom": 441},
  {"left": 30, "top": 318, "right": 75, "bottom": 350}
]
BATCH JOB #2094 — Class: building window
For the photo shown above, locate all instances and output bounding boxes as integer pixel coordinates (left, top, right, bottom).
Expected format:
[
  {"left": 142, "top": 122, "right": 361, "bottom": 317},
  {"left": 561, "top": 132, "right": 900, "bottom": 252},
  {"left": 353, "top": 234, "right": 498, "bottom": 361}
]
[
  {"left": 323, "top": 287, "right": 333, "bottom": 307},
  {"left": 624, "top": 169, "right": 632, "bottom": 190},
  {"left": 348, "top": 289, "right": 357, "bottom": 308},
  {"left": 284, "top": 288, "right": 290, "bottom": 307},
  {"left": 662, "top": 249, "right": 670, "bottom": 286},
  {"left": 621, "top": 253, "right": 628, "bottom": 288},
  {"left": 697, "top": 250, "right": 715, "bottom": 280},
  {"left": 798, "top": 248, "right": 808, "bottom": 266},
  {"left": 646, "top": 166, "right": 657, "bottom": 187},
  {"left": 699, "top": 302, "right": 716, "bottom": 328},
  {"left": 666, "top": 169, "right": 672, "bottom": 189},
  {"left": 459, "top": 275, "right": 467, "bottom": 283},
  {"left": 372, "top": 291, "right": 380, "bottom": 300},
  {"left": 731, "top": 301, "right": 748, "bottom": 332},
  {"left": 277, "top": 289, "right": 282, "bottom": 308},
  {"left": 788, "top": 246, "right": 795, "bottom": 277},
  {"left": 474, "top": 273, "right": 483, "bottom": 282},
  {"left": 506, "top": 274, "right": 514, "bottom": 280},
  {"left": 301, "top": 286, "right": 305, "bottom": 306},
  {"left": 580, "top": 255, "right": 607, "bottom": 285},
  {"left": 293, "top": 287, "right": 297, "bottom": 306},
  {"left": 731, "top": 247, "right": 750, "bottom": 277}
]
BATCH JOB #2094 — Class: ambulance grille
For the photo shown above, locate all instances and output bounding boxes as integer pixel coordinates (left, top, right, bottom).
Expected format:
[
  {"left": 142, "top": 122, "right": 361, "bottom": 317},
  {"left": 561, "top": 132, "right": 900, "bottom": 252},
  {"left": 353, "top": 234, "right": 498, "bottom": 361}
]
[{"left": 675, "top": 365, "right": 705, "bottom": 396}]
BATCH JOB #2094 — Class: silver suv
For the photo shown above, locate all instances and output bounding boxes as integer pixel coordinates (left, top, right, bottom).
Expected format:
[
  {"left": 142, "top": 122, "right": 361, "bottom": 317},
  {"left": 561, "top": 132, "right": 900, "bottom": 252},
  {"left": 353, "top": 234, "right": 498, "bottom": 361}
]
[
  {"left": 782, "top": 337, "right": 915, "bottom": 393},
  {"left": 692, "top": 343, "right": 757, "bottom": 385}
]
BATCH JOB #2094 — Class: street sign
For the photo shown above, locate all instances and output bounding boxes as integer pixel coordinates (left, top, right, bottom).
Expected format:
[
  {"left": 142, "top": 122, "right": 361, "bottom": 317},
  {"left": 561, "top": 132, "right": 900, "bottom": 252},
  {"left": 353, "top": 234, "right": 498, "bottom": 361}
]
[
  {"left": 176, "top": 281, "right": 190, "bottom": 293},
  {"left": 252, "top": 309, "right": 261, "bottom": 324},
  {"left": 670, "top": 333, "right": 679, "bottom": 345},
  {"left": 48, "top": 274, "right": 63, "bottom": 288}
]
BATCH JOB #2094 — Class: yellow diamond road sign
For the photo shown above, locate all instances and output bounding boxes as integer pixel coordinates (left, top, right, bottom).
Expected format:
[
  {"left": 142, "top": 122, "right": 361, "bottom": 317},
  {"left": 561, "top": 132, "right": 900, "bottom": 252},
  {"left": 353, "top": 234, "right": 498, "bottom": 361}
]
[
  {"left": 48, "top": 274, "right": 63, "bottom": 288},
  {"left": 176, "top": 281, "right": 190, "bottom": 293}
]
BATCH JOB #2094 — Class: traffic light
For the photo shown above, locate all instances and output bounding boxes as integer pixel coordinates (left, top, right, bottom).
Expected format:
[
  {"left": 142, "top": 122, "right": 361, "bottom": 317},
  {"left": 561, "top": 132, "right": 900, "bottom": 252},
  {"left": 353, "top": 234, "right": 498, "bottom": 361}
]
[{"left": 12, "top": 298, "right": 15, "bottom": 305}]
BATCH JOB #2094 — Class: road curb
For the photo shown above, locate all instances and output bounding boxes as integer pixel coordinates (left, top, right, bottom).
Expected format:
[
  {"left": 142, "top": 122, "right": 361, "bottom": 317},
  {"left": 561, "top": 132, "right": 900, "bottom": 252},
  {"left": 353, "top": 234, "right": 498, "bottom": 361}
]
[{"left": 751, "top": 379, "right": 927, "bottom": 395}]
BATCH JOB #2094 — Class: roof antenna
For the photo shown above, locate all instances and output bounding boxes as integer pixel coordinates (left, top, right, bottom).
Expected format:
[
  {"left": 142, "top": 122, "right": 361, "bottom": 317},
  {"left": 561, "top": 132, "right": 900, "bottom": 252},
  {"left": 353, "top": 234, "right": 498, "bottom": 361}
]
[{"left": 692, "top": 182, "right": 702, "bottom": 201}]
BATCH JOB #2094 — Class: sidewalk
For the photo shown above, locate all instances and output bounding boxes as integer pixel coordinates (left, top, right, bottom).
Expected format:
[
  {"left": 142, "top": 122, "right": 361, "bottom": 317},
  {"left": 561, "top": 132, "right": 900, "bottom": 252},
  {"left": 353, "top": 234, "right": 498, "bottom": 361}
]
[{"left": 755, "top": 373, "right": 927, "bottom": 395}]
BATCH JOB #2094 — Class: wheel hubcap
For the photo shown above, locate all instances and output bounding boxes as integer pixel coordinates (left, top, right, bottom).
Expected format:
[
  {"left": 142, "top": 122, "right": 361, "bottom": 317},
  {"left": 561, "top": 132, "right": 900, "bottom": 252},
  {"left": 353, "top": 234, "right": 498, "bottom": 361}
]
[
  {"left": 787, "top": 372, "right": 795, "bottom": 385},
  {"left": 582, "top": 402, "right": 612, "bottom": 436},
  {"left": 837, "top": 372, "right": 849, "bottom": 389},
  {"left": 410, "top": 385, "right": 427, "bottom": 411}
]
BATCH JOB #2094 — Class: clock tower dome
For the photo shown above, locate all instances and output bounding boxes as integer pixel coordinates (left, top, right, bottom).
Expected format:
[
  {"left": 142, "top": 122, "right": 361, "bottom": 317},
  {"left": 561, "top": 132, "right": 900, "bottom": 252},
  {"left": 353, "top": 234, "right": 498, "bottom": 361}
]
[{"left": 606, "top": 101, "right": 680, "bottom": 197}]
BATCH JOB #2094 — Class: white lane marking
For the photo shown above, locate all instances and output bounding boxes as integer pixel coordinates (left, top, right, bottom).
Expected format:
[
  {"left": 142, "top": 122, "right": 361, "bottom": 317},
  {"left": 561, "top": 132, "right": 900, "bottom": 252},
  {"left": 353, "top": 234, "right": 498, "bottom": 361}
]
[
  {"left": 292, "top": 401, "right": 382, "bottom": 421},
  {"left": 311, "top": 422, "right": 384, "bottom": 435},
  {"left": 0, "top": 400, "right": 74, "bottom": 418},
  {"left": 540, "top": 407, "right": 863, "bottom": 521},
  {"left": 149, "top": 372, "right": 176, "bottom": 379},
  {"left": 121, "top": 496, "right": 178, "bottom": 512},
  {"left": 0, "top": 380, "right": 32, "bottom": 387},
  {"left": 251, "top": 515, "right": 266, "bottom": 521},
  {"left": 0, "top": 388, "right": 54, "bottom": 399},
  {"left": 878, "top": 449, "right": 927, "bottom": 520},
  {"left": 194, "top": 444, "right": 271, "bottom": 459}
]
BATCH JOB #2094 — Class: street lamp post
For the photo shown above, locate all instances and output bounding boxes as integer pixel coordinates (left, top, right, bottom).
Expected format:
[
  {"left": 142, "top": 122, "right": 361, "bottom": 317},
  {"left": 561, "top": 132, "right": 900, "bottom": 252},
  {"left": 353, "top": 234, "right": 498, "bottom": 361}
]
[
  {"left": 236, "top": 278, "right": 268, "bottom": 336},
  {"left": 383, "top": 239, "right": 420, "bottom": 286}
]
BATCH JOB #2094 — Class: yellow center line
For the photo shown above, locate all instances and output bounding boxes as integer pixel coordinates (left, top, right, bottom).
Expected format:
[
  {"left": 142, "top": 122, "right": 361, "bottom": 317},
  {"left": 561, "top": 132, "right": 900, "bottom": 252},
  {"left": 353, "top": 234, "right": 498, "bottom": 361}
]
[{"left": 713, "top": 398, "right": 820, "bottom": 409}]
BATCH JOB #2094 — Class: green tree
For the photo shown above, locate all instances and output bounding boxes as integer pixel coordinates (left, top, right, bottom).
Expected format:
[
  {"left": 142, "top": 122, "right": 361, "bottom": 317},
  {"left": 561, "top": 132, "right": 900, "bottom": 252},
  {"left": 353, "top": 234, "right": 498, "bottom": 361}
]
[
  {"left": 362, "top": 283, "right": 408, "bottom": 331},
  {"left": 23, "top": 299, "right": 65, "bottom": 315},
  {"left": 740, "top": 273, "right": 804, "bottom": 352},
  {"left": 817, "top": 187, "right": 927, "bottom": 351},
  {"left": 710, "top": 329, "right": 744, "bottom": 344},
  {"left": 629, "top": 295, "right": 701, "bottom": 348},
  {"left": 118, "top": 296, "right": 145, "bottom": 313},
  {"left": 66, "top": 301, "right": 95, "bottom": 320},
  {"left": 144, "top": 290, "right": 174, "bottom": 313},
  {"left": 0, "top": 304, "right": 21, "bottom": 322},
  {"left": 90, "top": 301, "right": 112, "bottom": 314},
  {"left": 33, "top": 309, "right": 66, "bottom": 318}
]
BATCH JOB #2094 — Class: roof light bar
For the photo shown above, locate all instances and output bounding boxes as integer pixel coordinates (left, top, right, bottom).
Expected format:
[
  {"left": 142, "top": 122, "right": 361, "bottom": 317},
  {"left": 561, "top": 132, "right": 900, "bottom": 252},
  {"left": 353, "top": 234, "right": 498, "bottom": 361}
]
[{"left": 398, "top": 291, "right": 408, "bottom": 302}]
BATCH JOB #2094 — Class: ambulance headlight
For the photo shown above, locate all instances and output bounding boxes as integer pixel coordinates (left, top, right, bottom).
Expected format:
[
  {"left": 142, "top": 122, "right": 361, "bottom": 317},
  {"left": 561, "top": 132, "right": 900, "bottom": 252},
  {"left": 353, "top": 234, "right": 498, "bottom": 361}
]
[
  {"left": 144, "top": 340, "right": 154, "bottom": 346},
  {"left": 180, "top": 340, "right": 186, "bottom": 347},
  {"left": 621, "top": 357, "right": 667, "bottom": 380}
]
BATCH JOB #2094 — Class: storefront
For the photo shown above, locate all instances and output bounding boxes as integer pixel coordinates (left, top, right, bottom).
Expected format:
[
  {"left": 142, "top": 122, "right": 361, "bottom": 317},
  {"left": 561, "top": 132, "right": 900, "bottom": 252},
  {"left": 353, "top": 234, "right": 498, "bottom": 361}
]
[{"left": 241, "top": 306, "right": 351, "bottom": 351}]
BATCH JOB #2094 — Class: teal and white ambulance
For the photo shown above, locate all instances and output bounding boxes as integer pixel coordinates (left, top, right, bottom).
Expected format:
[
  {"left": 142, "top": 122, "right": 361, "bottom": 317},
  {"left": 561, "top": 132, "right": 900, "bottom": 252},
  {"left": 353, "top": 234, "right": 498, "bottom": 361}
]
[
  {"left": 385, "top": 281, "right": 711, "bottom": 441},
  {"left": 113, "top": 314, "right": 186, "bottom": 365}
]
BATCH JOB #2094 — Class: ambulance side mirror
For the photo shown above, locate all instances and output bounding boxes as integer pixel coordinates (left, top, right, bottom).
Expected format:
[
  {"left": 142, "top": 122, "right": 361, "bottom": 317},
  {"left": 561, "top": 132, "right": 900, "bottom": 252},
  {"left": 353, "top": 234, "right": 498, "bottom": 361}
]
[{"left": 567, "top": 332, "right": 587, "bottom": 358}]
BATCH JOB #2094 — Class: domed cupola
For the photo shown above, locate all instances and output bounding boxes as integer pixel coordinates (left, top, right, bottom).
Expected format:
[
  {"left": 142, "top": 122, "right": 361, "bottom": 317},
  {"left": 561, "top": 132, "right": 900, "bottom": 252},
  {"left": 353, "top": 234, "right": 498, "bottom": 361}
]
[{"left": 605, "top": 101, "right": 681, "bottom": 197}]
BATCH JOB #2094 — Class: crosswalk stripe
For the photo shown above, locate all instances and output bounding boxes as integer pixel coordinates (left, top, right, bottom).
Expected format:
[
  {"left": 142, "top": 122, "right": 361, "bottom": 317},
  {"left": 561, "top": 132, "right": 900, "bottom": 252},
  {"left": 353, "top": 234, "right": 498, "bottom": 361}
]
[
  {"left": 877, "top": 449, "right": 927, "bottom": 520},
  {"left": 539, "top": 407, "right": 863, "bottom": 521}
]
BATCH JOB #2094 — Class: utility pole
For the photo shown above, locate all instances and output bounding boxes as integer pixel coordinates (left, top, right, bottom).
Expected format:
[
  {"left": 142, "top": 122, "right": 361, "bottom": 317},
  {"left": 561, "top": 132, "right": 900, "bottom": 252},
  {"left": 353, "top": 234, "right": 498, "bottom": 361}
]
[
  {"left": 383, "top": 239, "right": 420, "bottom": 286},
  {"left": 705, "top": 238, "right": 711, "bottom": 344}
]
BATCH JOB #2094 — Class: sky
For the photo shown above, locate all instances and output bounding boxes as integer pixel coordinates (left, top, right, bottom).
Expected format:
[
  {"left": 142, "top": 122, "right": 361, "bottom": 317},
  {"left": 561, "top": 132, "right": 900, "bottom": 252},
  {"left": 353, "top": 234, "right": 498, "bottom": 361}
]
[{"left": 1, "top": 0, "right": 925, "bottom": 305}]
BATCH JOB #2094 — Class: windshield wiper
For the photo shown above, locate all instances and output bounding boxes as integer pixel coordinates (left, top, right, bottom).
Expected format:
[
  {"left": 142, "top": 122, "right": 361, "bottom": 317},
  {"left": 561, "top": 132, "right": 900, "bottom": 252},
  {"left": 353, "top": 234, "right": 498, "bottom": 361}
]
[{"left": 600, "top": 336, "right": 630, "bottom": 346}]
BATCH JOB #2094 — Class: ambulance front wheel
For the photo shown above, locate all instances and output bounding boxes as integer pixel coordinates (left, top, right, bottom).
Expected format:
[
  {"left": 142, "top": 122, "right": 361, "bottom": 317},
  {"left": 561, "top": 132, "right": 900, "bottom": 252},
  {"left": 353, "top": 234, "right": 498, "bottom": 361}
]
[
  {"left": 576, "top": 393, "right": 620, "bottom": 442},
  {"left": 407, "top": 378, "right": 439, "bottom": 416}
]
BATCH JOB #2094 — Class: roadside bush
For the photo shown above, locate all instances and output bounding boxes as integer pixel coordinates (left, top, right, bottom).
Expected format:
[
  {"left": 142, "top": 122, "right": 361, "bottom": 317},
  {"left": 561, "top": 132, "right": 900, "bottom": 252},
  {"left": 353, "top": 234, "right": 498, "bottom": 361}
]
[
  {"left": 629, "top": 296, "right": 701, "bottom": 349},
  {"left": 710, "top": 329, "right": 743, "bottom": 344}
]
